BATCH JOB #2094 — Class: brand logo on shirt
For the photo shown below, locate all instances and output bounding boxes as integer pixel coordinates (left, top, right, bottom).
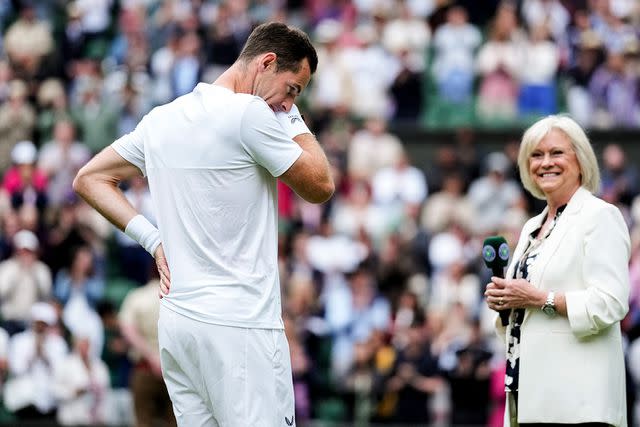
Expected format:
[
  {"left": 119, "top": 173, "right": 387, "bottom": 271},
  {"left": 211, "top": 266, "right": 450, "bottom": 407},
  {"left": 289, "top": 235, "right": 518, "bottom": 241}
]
[
  {"left": 285, "top": 415, "right": 294, "bottom": 426},
  {"left": 289, "top": 115, "right": 303, "bottom": 124}
]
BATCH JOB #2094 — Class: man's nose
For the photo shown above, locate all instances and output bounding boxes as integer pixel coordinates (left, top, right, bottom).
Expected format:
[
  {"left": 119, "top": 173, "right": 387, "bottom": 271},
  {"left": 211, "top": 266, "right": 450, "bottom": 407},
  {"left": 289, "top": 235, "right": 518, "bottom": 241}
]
[{"left": 281, "top": 99, "right": 293, "bottom": 112}]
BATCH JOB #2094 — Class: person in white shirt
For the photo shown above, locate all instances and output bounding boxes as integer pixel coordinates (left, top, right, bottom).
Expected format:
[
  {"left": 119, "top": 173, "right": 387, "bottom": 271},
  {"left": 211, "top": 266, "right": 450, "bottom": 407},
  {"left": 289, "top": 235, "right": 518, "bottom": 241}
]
[
  {"left": 0, "top": 230, "right": 52, "bottom": 335},
  {"left": 73, "top": 22, "right": 334, "bottom": 427},
  {"left": 53, "top": 334, "right": 110, "bottom": 426},
  {"left": 4, "top": 302, "right": 68, "bottom": 420},
  {"left": 37, "top": 119, "right": 91, "bottom": 207}
]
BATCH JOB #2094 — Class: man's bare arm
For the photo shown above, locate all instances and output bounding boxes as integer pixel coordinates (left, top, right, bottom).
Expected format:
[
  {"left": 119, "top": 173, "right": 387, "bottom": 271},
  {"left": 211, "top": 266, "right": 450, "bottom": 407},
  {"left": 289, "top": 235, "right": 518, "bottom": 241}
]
[
  {"left": 74, "top": 147, "right": 172, "bottom": 295},
  {"left": 73, "top": 147, "right": 142, "bottom": 230},
  {"left": 279, "top": 133, "right": 335, "bottom": 204}
]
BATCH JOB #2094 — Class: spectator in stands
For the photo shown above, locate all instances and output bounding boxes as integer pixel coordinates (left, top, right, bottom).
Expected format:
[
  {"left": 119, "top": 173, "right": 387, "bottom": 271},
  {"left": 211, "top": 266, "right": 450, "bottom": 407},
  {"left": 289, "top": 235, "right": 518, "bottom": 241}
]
[
  {"left": 4, "top": 302, "right": 68, "bottom": 420},
  {"left": 53, "top": 244, "right": 104, "bottom": 308},
  {"left": 347, "top": 116, "right": 403, "bottom": 181},
  {"left": 96, "top": 301, "right": 134, "bottom": 426},
  {"left": 518, "top": 24, "right": 560, "bottom": 118},
  {"left": 309, "top": 19, "right": 353, "bottom": 121},
  {"left": 36, "top": 79, "right": 73, "bottom": 144},
  {"left": 330, "top": 179, "right": 388, "bottom": 246},
  {"left": 589, "top": 46, "right": 640, "bottom": 128},
  {"left": 384, "top": 312, "right": 443, "bottom": 424},
  {"left": 3, "top": 0, "right": 54, "bottom": 79},
  {"left": 108, "top": 8, "right": 149, "bottom": 69},
  {"left": 522, "top": 0, "right": 570, "bottom": 42},
  {"left": 170, "top": 30, "right": 203, "bottom": 98},
  {"left": 596, "top": 5, "right": 636, "bottom": 54},
  {"left": 476, "top": 2, "right": 524, "bottom": 124},
  {"left": 52, "top": 334, "right": 110, "bottom": 426},
  {"left": 341, "top": 336, "right": 381, "bottom": 424},
  {"left": 382, "top": 1, "right": 430, "bottom": 74},
  {"left": 371, "top": 151, "right": 427, "bottom": 217},
  {"left": 325, "top": 264, "right": 391, "bottom": 378},
  {"left": 565, "top": 30, "right": 604, "bottom": 126},
  {"left": 2, "top": 140, "right": 48, "bottom": 214},
  {"left": 429, "top": 260, "right": 481, "bottom": 316},
  {"left": 74, "top": 0, "right": 114, "bottom": 59},
  {"left": 61, "top": 3, "right": 86, "bottom": 65},
  {"left": 389, "top": 45, "right": 425, "bottom": 122},
  {"left": 53, "top": 244, "right": 105, "bottom": 360},
  {"left": 119, "top": 273, "right": 176, "bottom": 427},
  {"left": 149, "top": 28, "right": 180, "bottom": 106},
  {"left": 38, "top": 120, "right": 91, "bottom": 208},
  {"left": 71, "top": 76, "right": 120, "bottom": 154},
  {"left": 0, "top": 230, "right": 52, "bottom": 335},
  {"left": 420, "top": 172, "right": 473, "bottom": 235},
  {"left": 202, "top": 2, "right": 243, "bottom": 81},
  {"left": 345, "top": 23, "right": 400, "bottom": 119},
  {"left": 442, "top": 320, "right": 492, "bottom": 426},
  {"left": 600, "top": 143, "right": 640, "bottom": 206},
  {"left": 0, "top": 80, "right": 36, "bottom": 173},
  {"left": 431, "top": 5, "right": 482, "bottom": 104},
  {"left": 466, "top": 152, "right": 523, "bottom": 235},
  {"left": 44, "top": 194, "right": 110, "bottom": 281}
]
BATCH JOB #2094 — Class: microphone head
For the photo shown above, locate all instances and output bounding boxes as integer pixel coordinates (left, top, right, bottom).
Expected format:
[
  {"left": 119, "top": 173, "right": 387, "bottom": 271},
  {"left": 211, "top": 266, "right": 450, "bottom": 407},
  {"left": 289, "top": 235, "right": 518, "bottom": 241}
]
[{"left": 482, "top": 236, "right": 509, "bottom": 269}]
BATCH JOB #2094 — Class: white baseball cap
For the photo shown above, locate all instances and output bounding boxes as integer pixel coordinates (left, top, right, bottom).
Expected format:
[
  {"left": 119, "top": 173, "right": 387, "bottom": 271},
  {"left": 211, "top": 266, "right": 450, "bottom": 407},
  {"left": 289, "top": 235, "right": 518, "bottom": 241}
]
[
  {"left": 30, "top": 302, "right": 57, "bottom": 326},
  {"left": 11, "top": 140, "right": 37, "bottom": 165},
  {"left": 13, "top": 229, "right": 39, "bottom": 251}
]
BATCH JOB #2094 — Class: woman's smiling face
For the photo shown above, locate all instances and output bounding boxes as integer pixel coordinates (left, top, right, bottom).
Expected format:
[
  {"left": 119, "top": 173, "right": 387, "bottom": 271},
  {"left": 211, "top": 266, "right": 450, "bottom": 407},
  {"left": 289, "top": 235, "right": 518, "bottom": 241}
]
[{"left": 529, "top": 129, "right": 582, "bottom": 202}]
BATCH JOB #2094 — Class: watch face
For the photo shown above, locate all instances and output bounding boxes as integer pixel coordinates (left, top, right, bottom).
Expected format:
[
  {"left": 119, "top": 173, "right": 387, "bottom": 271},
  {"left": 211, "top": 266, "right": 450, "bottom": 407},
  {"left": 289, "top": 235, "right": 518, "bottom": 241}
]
[{"left": 543, "top": 305, "right": 556, "bottom": 316}]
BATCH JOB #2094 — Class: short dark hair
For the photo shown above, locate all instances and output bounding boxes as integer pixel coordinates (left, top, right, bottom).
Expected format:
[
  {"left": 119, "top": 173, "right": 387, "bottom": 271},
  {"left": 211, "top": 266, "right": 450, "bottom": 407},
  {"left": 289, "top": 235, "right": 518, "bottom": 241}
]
[{"left": 238, "top": 22, "right": 318, "bottom": 74}]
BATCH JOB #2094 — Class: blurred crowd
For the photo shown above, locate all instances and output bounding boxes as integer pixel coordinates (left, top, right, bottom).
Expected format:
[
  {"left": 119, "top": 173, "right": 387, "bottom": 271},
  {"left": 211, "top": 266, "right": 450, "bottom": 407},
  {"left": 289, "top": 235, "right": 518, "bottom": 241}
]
[{"left": 0, "top": 0, "right": 638, "bottom": 426}]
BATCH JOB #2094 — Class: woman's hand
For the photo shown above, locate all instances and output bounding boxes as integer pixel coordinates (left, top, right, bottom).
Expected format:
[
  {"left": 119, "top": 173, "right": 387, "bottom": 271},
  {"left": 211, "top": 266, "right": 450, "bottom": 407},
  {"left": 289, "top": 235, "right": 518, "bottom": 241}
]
[{"left": 484, "top": 276, "right": 546, "bottom": 311}]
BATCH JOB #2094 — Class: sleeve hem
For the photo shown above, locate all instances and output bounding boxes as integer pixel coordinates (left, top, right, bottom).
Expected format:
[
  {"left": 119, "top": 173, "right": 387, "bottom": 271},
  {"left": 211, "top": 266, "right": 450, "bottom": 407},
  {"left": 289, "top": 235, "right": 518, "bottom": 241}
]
[
  {"left": 272, "top": 147, "right": 303, "bottom": 177},
  {"left": 565, "top": 290, "right": 593, "bottom": 338},
  {"left": 111, "top": 142, "right": 146, "bottom": 177}
]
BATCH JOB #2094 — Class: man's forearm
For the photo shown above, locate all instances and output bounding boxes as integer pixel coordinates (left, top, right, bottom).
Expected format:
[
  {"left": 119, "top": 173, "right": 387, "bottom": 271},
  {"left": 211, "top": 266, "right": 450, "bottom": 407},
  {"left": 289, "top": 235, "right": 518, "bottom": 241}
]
[
  {"left": 73, "top": 148, "right": 143, "bottom": 231},
  {"left": 74, "top": 173, "right": 138, "bottom": 231},
  {"left": 293, "top": 133, "right": 332, "bottom": 183}
]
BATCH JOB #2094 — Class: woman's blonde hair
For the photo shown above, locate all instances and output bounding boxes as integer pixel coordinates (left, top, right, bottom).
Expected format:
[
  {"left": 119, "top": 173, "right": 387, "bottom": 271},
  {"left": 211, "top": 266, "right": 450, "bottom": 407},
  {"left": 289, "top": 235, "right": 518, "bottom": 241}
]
[{"left": 517, "top": 115, "right": 600, "bottom": 200}]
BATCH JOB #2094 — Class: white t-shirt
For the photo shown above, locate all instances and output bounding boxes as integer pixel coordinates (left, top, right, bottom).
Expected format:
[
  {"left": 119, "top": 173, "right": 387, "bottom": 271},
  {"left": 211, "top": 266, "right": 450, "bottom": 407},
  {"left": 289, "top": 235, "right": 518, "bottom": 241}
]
[{"left": 112, "top": 83, "right": 302, "bottom": 329}]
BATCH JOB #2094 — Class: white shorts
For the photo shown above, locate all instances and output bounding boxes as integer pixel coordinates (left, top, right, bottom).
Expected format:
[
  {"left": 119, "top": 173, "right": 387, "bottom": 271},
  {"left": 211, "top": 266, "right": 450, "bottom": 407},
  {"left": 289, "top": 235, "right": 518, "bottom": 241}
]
[{"left": 158, "top": 305, "right": 296, "bottom": 427}]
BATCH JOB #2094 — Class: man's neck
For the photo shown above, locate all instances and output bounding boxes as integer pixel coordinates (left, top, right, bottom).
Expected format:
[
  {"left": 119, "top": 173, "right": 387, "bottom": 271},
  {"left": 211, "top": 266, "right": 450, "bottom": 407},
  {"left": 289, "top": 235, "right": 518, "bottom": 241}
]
[{"left": 213, "top": 61, "right": 255, "bottom": 95}]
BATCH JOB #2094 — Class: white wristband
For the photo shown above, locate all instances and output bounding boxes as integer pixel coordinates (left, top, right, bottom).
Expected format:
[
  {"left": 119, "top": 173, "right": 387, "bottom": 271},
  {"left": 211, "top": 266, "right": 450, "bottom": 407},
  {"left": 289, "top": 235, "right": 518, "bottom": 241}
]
[
  {"left": 124, "top": 215, "right": 161, "bottom": 256},
  {"left": 275, "top": 104, "right": 312, "bottom": 139}
]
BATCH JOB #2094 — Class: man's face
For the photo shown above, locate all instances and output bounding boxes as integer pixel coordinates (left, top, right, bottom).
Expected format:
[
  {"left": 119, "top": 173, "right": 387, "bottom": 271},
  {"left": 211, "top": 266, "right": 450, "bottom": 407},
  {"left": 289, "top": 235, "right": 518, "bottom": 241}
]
[
  {"left": 254, "top": 55, "right": 311, "bottom": 113},
  {"left": 33, "top": 320, "right": 48, "bottom": 334}
]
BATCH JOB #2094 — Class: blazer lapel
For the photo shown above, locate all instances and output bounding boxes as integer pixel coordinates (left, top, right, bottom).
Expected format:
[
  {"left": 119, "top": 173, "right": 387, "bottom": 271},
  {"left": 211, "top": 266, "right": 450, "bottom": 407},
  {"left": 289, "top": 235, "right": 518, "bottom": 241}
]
[
  {"left": 506, "top": 208, "right": 546, "bottom": 280},
  {"left": 523, "top": 187, "right": 590, "bottom": 322}
]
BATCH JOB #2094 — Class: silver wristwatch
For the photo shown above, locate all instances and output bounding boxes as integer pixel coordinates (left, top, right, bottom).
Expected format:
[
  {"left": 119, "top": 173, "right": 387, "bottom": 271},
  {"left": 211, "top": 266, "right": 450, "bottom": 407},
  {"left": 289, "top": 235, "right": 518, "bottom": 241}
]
[{"left": 541, "top": 291, "right": 556, "bottom": 316}]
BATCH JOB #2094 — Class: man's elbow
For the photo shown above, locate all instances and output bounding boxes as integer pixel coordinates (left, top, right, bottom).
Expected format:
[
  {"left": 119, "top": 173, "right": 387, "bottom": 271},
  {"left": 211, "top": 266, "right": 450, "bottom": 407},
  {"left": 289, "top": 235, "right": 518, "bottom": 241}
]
[
  {"left": 72, "top": 168, "right": 90, "bottom": 200},
  {"left": 308, "top": 180, "right": 335, "bottom": 204}
]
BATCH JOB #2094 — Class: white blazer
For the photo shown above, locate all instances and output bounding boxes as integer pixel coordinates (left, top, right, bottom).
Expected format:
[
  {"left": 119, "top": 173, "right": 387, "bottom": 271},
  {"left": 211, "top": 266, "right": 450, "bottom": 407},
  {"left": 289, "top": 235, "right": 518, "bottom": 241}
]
[{"left": 496, "top": 187, "right": 630, "bottom": 426}]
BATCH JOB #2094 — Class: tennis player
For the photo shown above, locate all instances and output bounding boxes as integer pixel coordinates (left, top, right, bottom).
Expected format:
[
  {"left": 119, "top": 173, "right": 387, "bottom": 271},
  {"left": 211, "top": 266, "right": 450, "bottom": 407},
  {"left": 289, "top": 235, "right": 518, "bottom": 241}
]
[{"left": 74, "top": 22, "right": 334, "bottom": 427}]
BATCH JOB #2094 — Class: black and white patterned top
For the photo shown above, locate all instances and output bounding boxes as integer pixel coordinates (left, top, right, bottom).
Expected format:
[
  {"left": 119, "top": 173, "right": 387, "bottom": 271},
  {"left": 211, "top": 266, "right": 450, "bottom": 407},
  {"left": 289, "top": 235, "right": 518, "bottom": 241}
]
[{"left": 505, "top": 205, "right": 566, "bottom": 393}]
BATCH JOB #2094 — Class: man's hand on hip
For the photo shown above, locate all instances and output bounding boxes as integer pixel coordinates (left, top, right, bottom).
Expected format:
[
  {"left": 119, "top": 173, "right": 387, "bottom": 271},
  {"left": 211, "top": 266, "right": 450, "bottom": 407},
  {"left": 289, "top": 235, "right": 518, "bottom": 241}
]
[{"left": 155, "top": 244, "right": 171, "bottom": 298}]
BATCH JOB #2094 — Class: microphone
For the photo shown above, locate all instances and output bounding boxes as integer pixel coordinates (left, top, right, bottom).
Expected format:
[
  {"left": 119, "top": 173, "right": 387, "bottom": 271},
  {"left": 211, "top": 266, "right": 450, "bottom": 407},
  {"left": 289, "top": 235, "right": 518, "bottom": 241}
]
[{"left": 482, "top": 236, "right": 510, "bottom": 326}]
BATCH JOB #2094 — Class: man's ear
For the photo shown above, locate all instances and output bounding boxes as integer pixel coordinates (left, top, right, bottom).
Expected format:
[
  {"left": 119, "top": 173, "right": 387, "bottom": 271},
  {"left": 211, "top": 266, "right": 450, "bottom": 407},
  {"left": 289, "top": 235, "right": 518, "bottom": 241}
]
[{"left": 258, "top": 52, "right": 277, "bottom": 71}]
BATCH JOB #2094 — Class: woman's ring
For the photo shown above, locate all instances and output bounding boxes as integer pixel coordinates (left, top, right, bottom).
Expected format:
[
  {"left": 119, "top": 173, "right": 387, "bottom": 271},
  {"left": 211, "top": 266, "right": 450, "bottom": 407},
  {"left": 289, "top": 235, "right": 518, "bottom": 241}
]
[{"left": 499, "top": 297, "right": 504, "bottom": 305}]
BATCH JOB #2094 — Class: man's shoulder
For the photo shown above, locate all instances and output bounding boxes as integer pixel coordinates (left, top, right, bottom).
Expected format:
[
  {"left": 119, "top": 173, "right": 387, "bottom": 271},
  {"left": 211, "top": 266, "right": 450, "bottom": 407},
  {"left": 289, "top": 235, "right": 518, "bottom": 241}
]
[
  {"left": 152, "top": 85, "right": 268, "bottom": 122},
  {"left": 0, "top": 258, "right": 18, "bottom": 271}
]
